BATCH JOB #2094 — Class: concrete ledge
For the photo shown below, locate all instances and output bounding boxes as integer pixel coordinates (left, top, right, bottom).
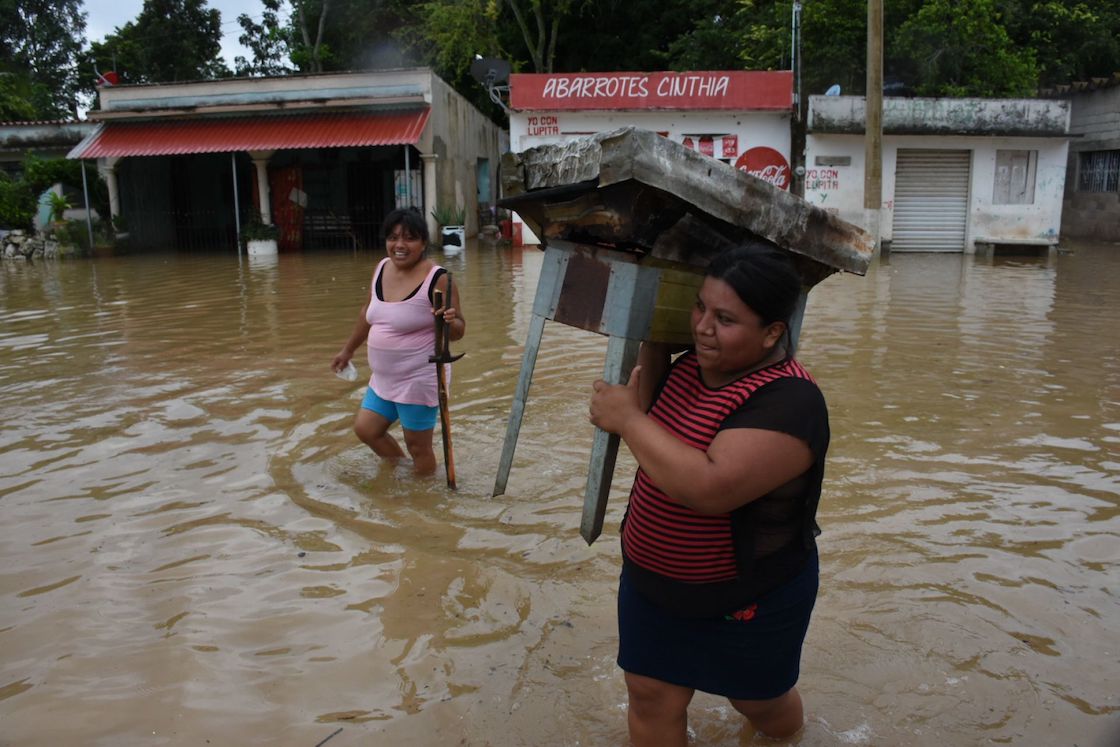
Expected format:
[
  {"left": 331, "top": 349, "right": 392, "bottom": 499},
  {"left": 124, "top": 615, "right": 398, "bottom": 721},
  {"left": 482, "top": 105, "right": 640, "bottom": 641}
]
[{"left": 974, "top": 238, "right": 1056, "bottom": 257}]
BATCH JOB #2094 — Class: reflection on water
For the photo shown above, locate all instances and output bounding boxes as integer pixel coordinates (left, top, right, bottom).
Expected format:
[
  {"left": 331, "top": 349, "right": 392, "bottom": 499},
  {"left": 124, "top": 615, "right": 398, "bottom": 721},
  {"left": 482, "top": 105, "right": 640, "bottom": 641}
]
[{"left": 1, "top": 242, "right": 1117, "bottom": 745}]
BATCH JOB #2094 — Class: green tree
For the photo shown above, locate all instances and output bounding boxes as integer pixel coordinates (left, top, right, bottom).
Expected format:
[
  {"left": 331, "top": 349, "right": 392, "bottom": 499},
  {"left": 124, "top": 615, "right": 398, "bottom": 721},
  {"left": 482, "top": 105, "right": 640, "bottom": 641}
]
[
  {"left": 892, "top": 0, "right": 1037, "bottom": 96},
  {"left": 290, "top": 0, "right": 332, "bottom": 72},
  {"left": 84, "top": 0, "right": 229, "bottom": 92},
  {"left": 414, "top": 0, "right": 502, "bottom": 82},
  {"left": 0, "top": 0, "right": 86, "bottom": 118},
  {"left": 280, "top": 0, "right": 420, "bottom": 73},
  {"left": 235, "top": 0, "right": 294, "bottom": 76},
  {"left": 998, "top": 0, "right": 1120, "bottom": 87},
  {"left": 500, "top": 0, "right": 579, "bottom": 74},
  {"left": 0, "top": 73, "right": 39, "bottom": 120},
  {"left": 562, "top": 0, "right": 737, "bottom": 73}
]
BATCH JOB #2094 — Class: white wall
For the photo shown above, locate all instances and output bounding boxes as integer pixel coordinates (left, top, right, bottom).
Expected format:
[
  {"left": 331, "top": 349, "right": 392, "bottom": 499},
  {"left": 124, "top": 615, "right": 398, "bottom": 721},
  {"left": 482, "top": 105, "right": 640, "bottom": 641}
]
[
  {"left": 805, "top": 133, "right": 1068, "bottom": 251},
  {"left": 509, "top": 110, "right": 791, "bottom": 243},
  {"left": 966, "top": 136, "right": 1067, "bottom": 245},
  {"left": 800, "top": 135, "right": 865, "bottom": 222},
  {"left": 509, "top": 110, "right": 790, "bottom": 161}
]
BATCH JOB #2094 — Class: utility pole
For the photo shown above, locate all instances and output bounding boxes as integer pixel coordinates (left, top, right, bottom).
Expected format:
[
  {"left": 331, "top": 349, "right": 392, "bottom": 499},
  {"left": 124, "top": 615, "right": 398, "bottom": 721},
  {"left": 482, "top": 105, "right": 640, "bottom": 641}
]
[{"left": 865, "top": 0, "right": 884, "bottom": 254}]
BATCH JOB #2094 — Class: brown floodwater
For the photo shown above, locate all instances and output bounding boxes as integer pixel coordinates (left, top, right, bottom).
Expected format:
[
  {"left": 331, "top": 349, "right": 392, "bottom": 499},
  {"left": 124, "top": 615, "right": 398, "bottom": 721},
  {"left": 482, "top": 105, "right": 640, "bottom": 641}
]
[{"left": 1, "top": 239, "right": 1117, "bottom": 746}]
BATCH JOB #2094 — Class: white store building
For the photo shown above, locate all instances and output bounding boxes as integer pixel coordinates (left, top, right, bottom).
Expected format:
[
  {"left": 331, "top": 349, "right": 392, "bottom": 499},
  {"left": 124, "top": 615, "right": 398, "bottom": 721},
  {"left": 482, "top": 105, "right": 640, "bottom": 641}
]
[
  {"left": 805, "top": 95, "right": 1071, "bottom": 253},
  {"left": 507, "top": 70, "right": 795, "bottom": 244}
]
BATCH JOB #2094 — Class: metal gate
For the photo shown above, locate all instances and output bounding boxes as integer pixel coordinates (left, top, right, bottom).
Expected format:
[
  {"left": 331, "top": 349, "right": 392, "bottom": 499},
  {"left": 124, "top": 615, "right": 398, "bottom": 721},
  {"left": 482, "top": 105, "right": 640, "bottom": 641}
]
[{"left": 891, "top": 149, "right": 971, "bottom": 252}]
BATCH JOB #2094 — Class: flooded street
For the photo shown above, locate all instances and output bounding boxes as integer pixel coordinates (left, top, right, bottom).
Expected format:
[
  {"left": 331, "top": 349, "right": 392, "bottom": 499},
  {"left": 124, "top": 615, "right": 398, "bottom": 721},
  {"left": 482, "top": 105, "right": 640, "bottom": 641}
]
[{"left": 1, "top": 239, "right": 1117, "bottom": 746}]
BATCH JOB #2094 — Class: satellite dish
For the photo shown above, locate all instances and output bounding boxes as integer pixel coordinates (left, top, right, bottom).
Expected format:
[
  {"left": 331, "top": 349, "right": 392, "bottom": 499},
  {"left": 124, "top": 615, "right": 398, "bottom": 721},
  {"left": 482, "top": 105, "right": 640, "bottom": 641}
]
[
  {"left": 470, "top": 58, "right": 512, "bottom": 112},
  {"left": 825, "top": 84, "right": 841, "bottom": 96},
  {"left": 470, "top": 58, "right": 511, "bottom": 86}
]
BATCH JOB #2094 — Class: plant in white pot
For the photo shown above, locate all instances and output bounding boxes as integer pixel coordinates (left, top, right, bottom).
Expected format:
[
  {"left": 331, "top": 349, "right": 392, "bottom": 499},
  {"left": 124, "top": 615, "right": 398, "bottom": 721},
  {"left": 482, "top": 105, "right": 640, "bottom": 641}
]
[
  {"left": 431, "top": 205, "right": 466, "bottom": 254},
  {"left": 241, "top": 217, "right": 279, "bottom": 256}
]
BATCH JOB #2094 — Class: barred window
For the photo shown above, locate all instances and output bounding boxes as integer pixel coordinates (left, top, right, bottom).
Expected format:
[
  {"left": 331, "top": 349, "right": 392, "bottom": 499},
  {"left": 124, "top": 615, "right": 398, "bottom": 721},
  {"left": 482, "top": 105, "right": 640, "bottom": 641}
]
[{"left": 1078, "top": 150, "right": 1120, "bottom": 193}]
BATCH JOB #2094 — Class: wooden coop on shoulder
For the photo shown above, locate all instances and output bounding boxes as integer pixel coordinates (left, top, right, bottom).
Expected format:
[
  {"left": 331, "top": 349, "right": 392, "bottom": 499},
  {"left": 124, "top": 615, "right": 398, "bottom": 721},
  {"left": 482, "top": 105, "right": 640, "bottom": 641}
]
[{"left": 492, "top": 127, "right": 873, "bottom": 544}]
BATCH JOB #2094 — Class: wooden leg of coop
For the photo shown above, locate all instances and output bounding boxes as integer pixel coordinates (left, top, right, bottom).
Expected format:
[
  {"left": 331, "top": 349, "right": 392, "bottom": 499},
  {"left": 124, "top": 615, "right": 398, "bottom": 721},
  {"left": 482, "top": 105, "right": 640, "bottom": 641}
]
[
  {"left": 493, "top": 246, "right": 567, "bottom": 497},
  {"left": 581, "top": 335, "right": 641, "bottom": 545},
  {"left": 492, "top": 312, "right": 546, "bottom": 496}
]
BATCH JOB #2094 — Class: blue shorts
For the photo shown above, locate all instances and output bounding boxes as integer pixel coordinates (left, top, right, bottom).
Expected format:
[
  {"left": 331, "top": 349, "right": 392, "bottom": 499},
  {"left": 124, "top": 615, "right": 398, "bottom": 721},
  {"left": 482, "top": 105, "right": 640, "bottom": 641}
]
[
  {"left": 617, "top": 550, "right": 819, "bottom": 700},
  {"left": 361, "top": 387, "right": 438, "bottom": 432}
]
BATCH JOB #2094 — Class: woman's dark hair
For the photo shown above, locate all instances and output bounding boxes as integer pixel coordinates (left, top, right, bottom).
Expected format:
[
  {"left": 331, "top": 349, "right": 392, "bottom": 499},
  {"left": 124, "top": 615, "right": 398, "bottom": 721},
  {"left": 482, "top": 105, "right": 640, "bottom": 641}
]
[
  {"left": 705, "top": 242, "right": 802, "bottom": 327},
  {"left": 382, "top": 207, "right": 429, "bottom": 244}
]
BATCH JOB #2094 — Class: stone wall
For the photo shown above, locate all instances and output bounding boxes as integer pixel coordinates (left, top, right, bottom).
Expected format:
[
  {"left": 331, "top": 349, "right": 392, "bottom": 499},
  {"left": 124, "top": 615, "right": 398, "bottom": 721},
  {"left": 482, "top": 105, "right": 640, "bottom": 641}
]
[{"left": 1, "top": 230, "right": 81, "bottom": 259}]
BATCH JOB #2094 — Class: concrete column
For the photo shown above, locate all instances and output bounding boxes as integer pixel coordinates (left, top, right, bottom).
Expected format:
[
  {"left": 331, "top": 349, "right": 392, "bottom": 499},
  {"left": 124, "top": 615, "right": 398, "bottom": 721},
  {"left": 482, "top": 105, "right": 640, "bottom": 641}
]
[
  {"left": 248, "top": 150, "right": 275, "bottom": 224},
  {"left": 98, "top": 157, "right": 121, "bottom": 220},
  {"left": 421, "top": 153, "right": 439, "bottom": 241},
  {"left": 864, "top": 0, "right": 884, "bottom": 255}
]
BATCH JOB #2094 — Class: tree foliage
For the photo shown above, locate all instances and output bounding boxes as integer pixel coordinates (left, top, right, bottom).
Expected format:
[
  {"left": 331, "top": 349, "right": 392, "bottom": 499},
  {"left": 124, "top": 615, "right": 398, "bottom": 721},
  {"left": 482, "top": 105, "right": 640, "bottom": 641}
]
[
  {"left": 0, "top": 73, "right": 39, "bottom": 121},
  {"left": 290, "top": 0, "right": 333, "bottom": 72},
  {"left": 998, "top": 0, "right": 1120, "bottom": 88},
  {"left": 0, "top": 157, "right": 108, "bottom": 231},
  {"left": 892, "top": 0, "right": 1037, "bottom": 97},
  {"left": 413, "top": 0, "right": 501, "bottom": 82},
  {"left": 0, "top": 0, "right": 86, "bottom": 118},
  {"left": 35, "top": 0, "right": 1113, "bottom": 127},
  {"left": 83, "top": 0, "right": 229, "bottom": 94},
  {"left": 235, "top": 0, "right": 294, "bottom": 76}
]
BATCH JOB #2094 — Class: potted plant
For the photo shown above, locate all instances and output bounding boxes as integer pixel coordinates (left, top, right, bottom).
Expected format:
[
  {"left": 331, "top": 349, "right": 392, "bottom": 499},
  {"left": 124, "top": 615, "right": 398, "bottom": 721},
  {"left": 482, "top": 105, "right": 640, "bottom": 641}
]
[
  {"left": 47, "top": 191, "right": 71, "bottom": 226},
  {"left": 241, "top": 217, "right": 279, "bottom": 256},
  {"left": 431, "top": 205, "right": 466, "bottom": 253}
]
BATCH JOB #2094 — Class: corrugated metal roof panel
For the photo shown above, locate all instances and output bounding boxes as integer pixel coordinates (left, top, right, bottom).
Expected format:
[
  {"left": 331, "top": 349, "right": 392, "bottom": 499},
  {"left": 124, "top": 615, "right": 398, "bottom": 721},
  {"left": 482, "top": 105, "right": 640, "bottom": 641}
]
[{"left": 68, "top": 109, "right": 430, "bottom": 158}]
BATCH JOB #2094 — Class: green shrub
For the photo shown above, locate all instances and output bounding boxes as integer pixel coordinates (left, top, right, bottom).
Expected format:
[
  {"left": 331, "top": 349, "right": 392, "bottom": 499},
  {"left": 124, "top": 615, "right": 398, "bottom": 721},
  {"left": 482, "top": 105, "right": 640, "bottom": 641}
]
[
  {"left": 47, "top": 191, "right": 71, "bottom": 223},
  {"left": 0, "top": 173, "right": 34, "bottom": 230},
  {"left": 240, "top": 216, "right": 279, "bottom": 245},
  {"left": 0, "top": 157, "right": 110, "bottom": 231}
]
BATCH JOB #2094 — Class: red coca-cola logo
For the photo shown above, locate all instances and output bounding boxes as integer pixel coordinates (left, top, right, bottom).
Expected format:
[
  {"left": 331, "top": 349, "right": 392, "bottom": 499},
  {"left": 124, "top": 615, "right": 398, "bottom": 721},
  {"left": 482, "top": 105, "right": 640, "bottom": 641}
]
[{"left": 734, "top": 146, "right": 791, "bottom": 190}]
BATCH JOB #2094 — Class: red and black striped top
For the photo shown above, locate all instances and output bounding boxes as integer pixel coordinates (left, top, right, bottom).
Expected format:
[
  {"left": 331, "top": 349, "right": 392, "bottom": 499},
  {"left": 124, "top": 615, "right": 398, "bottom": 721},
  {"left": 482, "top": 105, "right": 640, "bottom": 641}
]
[{"left": 621, "top": 351, "right": 819, "bottom": 584}]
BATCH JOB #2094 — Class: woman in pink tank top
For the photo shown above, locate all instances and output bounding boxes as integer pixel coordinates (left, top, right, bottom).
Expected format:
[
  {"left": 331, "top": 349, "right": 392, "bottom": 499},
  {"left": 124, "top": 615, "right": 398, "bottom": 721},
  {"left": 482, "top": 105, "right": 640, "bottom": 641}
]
[{"left": 331, "top": 208, "right": 465, "bottom": 474}]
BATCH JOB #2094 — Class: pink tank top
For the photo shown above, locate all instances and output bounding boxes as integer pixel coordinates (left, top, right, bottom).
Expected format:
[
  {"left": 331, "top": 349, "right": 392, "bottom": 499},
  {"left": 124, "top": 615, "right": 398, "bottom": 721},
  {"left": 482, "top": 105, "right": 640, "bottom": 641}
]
[{"left": 365, "top": 258, "right": 443, "bottom": 406}]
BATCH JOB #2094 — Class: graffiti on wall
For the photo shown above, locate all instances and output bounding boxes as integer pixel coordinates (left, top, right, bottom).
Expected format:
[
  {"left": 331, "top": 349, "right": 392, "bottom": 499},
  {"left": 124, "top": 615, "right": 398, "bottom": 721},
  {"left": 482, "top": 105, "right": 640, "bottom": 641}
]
[
  {"left": 527, "top": 115, "right": 560, "bottom": 136},
  {"left": 805, "top": 167, "right": 841, "bottom": 191}
]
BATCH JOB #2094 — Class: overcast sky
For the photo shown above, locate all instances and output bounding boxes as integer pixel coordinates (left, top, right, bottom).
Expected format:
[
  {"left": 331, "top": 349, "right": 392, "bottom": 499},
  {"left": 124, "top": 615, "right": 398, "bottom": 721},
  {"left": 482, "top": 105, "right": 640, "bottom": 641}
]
[{"left": 82, "top": 0, "right": 269, "bottom": 68}]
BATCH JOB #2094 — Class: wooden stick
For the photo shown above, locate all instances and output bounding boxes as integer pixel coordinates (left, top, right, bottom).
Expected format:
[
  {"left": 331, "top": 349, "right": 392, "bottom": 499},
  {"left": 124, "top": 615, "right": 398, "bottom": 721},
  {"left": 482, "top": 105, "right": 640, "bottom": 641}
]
[{"left": 431, "top": 285, "right": 461, "bottom": 489}]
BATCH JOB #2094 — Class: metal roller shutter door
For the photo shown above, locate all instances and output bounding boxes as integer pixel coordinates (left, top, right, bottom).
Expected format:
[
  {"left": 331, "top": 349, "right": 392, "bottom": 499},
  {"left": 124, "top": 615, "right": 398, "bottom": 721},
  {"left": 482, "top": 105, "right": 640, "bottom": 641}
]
[{"left": 891, "top": 149, "right": 971, "bottom": 252}]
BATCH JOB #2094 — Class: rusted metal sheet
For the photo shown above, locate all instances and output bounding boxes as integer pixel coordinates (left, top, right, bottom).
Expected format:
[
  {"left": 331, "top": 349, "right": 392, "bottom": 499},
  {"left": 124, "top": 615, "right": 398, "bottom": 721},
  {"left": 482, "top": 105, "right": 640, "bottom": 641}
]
[{"left": 501, "top": 126, "right": 873, "bottom": 285}]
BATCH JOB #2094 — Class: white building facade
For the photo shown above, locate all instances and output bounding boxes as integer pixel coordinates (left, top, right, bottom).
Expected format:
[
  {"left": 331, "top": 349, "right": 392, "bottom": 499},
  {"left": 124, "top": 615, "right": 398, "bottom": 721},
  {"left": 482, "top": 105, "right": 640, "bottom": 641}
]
[
  {"left": 805, "top": 96, "right": 1071, "bottom": 253},
  {"left": 508, "top": 71, "right": 794, "bottom": 243}
]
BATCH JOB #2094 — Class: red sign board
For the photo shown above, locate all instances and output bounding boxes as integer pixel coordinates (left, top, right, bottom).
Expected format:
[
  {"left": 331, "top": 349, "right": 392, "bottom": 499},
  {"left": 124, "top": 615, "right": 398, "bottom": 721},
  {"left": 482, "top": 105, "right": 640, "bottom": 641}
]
[
  {"left": 722, "top": 134, "right": 739, "bottom": 158},
  {"left": 511, "top": 71, "right": 793, "bottom": 111},
  {"left": 735, "top": 147, "right": 791, "bottom": 191},
  {"left": 698, "top": 136, "right": 714, "bottom": 157}
]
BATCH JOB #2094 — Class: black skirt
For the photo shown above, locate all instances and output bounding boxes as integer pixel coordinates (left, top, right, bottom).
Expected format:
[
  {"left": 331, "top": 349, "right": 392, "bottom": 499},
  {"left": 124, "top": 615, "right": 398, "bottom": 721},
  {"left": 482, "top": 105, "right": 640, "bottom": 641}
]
[{"left": 616, "top": 550, "right": 818, "bottom": 700}]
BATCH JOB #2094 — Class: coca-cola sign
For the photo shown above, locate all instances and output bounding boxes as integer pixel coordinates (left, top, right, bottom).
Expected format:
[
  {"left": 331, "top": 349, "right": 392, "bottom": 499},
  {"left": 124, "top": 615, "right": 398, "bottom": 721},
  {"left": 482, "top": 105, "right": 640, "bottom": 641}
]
[{"left": 734, "top": 146, "right": 791, "bottom": 191}]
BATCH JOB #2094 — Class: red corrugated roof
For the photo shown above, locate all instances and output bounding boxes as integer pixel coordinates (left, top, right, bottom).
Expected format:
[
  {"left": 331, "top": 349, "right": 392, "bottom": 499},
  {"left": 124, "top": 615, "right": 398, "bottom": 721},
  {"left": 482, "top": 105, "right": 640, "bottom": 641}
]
[{"left": 69, "top": 109, "right": 430, "bottom": 158}]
